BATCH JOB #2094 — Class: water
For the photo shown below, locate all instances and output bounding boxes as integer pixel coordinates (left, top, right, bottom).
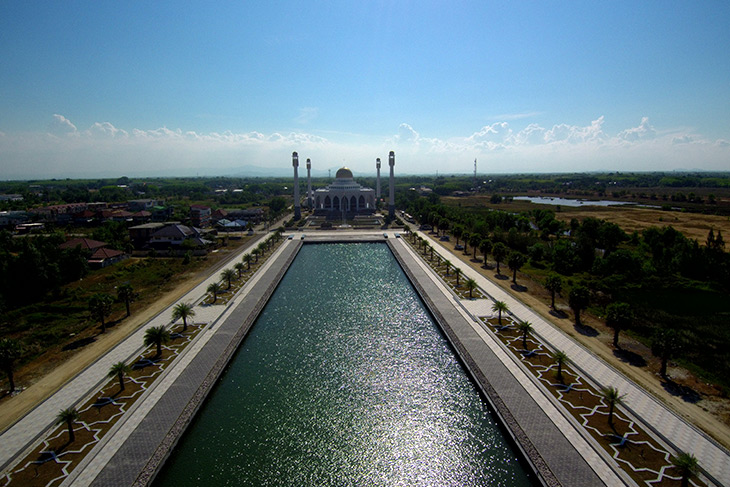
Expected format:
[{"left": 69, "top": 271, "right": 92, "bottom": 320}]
[
  {"left": 513, "top": 195, "right": 634, "bottom": 207},
  {"left": 153, "top": 243, "right": 534, "bottom": 486}
]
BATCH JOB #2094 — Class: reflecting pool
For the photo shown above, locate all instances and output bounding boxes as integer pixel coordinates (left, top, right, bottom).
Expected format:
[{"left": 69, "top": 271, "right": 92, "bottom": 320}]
[{"left": 153, "top": 243, "right": 534, "bottom": 486}]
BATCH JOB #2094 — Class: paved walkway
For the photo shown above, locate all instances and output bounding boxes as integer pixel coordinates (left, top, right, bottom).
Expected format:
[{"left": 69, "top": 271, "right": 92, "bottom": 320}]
[
  {"left": 389, "top": 238, "right": 625, "bottom": 486},
  {"left": 4, "top": 229, "right": 727, "bottom": 486},
  {"left": 0, "top": 231, "right": 270, "bottom": 472},
  {"left": 412, "top": 230, "right": 730, "bottom": 487}
]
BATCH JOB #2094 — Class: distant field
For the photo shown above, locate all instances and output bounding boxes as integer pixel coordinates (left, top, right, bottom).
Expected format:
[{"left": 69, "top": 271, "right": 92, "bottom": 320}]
[
  {"left": 556, "top": 206, "right": 730, "bottom": 243},
  {"left": 444, "top": 196, "right": 730, "bottom": 243}
]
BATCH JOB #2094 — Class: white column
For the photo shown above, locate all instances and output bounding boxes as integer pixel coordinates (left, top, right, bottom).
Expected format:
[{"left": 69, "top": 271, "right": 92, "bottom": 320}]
[
  {"left": 292, "top": 152, "right": 301, "bottom": 220},
  {"left": 376, "top": 158, "right": 381, "bottom": 200},
  {"left": 388, "top": 151, "right": 395, "bottom": 219},
  {"left": 306, "top": 158, "right": 312, "bottom": 209}
]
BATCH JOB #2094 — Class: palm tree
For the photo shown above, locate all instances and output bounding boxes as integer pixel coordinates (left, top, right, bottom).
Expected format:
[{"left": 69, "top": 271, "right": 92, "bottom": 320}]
[
  {"left": 221, "top": 268, "right": 237, "bottom": 289},
  {"left": 207, "top": 282, "right": 223, "bottom": 303},
  {"left": 56, "top": 407, "right": 80, "bottom": 443},
  {"left": 452, "top": 225, "right": 463, "bottom": 247},
  {"left": 544, "top": 273, "right": 563, "bottom": 310},
  {"left": 671, "top": 452, "right": 699, "bottom": 487},
  {"left": 172, "top": 302, "right": 196, "bottom": 332},
  {"left": 568, "top": 286, "right": 590, "bottom": 326},
  {"left": 108, "top": 361, "right": 131, "bottom": 391},
  {"left": 116, "top": 284, "right": 135, "bottom": 317},
  {"left": 234, "top": 262, "right": 245, "bottom": 279},
  {"left": 651, "top": 329, "right": 684, "bottom": 378},
  {"left": 454, "top": 268, "right": 462, "bottom": 287},
  {"left": 491, "top": 301, "right": 509, "bottom": 327},
  {"left": 444, "top": 259, "right": 451, "bottom": 276},
  {"left": 243, "top": 253, "right": 253, "bottom": 270},
  {"left": 470, "top": 234, "right": 481, "bottom": 259},
  {"left": 89, "top": 293, "right": 114, "bottom": 333},
  {"left": 480, "top": 239, "right": 492, "bottom": 267},
  {"left": 492, "top": 242, "right": 508, "bottom": 275},
  {"left": 465, "top": 278, "right": 477, "bottom": 299},
  {"left": 552, "top": 350, "right": 569, "bottom": 382},
  {"left": 0, "top": 338, "right": 23, "bottom": 393},
  {"left": 144, "top": 325, "right": 171, "bottom": 358},
  {"left": 606, "top": 302, "right": 634, "bottom": 349},
  {"left": 518, "top": 321, "right": 533, "bottom": 350},
  {"left": 507, "top": 251, "right": 526, "bottom": 285},
  {"left": 251, "top": 248, "right": 260, "bottom": 263},
  {"left": 601, "top": 386, "right": 625, "bottom": 427},
  {"left": 462, "top": 232, "right": 471, "bottom": 254},
  {"left": 429, "top": 245, "right": 435, "bottom": 261}
]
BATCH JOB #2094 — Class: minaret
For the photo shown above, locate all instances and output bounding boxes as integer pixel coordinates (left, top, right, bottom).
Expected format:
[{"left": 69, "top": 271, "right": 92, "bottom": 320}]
[
  {"left": 376, "top": 158, "right": 381, "bottom": 201},
  {"left": 292, "top": 152, "right": 301, "bottom": 220},
  {"left": 306, "top": 158, "right": 312, "bottom": 209},
  {"left": 388, "top": 151, "right": 395, "bottom": 219}
]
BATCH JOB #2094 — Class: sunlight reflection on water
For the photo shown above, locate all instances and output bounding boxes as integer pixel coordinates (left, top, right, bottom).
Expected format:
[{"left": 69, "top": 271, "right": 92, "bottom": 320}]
[{"left": 153, "top": 243, "right": 533, "bottom": 487}]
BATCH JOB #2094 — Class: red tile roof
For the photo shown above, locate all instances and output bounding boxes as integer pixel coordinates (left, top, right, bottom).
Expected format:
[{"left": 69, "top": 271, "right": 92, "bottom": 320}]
[{"left": 59, "top": 238, "right": 107, "bottom": 251}]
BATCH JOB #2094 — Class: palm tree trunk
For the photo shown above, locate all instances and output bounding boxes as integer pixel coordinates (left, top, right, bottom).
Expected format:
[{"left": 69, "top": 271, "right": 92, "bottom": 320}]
[
  {"left": 6, "top": 367, "right": 15, "bottom": 393},
  {"left": 550, "top": 291, "right": 556, "bottom": 309},
  {"left": 125, "top": 300, "right": 131, "bottom": 317},
  {"left": 608, "top": 403, "right": 615, "bottom": 426},
  {"left": 118, "top": 374, "right": 125, "bottom": 391},
  {"left": 67, "top": 420, "right": 75, "bottom": 442},
  {"left": 613, "top": 329, "right": 620, "bottom": 348},
  {"left": 660, "top": 355, "right": 668, "bottom": 378}
]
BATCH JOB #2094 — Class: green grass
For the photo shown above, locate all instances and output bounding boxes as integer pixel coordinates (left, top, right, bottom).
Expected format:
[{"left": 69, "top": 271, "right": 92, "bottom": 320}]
[{"left": 0, "top": 254, "right": 224, "bottom": 377}]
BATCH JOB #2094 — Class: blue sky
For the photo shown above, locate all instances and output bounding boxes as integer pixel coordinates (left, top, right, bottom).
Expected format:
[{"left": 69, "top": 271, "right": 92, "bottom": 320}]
[{"left": 1, "top": 1, "right": 729, "bottom": 179}]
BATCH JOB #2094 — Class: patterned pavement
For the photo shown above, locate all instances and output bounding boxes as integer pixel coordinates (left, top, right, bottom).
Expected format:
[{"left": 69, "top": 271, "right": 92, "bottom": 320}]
[
  {"left": 410, "top": 230, "right": 730, "bottom": 487},
  {"left": 3, "top": 229, "right": 726, "bottom": 486}
]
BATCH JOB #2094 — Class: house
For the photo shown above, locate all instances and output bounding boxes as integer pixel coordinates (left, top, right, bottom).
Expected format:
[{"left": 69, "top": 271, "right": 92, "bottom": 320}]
[
  {"left": 128, "top": 199, "right": 164, "bottom": 212},
  {"left": 88, "top": 247, "right": 128, "bottom": 268},
  {"left": 59, "top": 237, "right": 108, "bottom": 252},
  {"left": 148, "top": 224, "right": 211, "bottom": 252},
  {"left": 190, "top": 205, "right": 211, "bottom": 228},
  {"left": 59, "top": 237, "right": 128, "bottom": 268},
  {"left": 224, "top": 207, "right": 264, "bottom": 224},
  {"left": 128, "top": 222, "right": 167, "bottom": 249}
]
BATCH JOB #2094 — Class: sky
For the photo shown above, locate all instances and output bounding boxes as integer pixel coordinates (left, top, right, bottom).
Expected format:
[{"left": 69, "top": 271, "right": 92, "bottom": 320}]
[{"left": 1, "top": 1, "right": 729, "bottom": 179}]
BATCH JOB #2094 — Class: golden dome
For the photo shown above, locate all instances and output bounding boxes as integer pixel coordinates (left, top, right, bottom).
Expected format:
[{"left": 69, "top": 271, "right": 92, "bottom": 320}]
[{"left": 335, "top": 167, "right": 354, "bottom": 179}]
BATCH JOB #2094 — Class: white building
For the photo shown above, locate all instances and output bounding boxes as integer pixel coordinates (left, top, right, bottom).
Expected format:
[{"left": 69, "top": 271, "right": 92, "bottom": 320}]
[{"left": 313, "top": 167, "right": 376, "bottom": 217}]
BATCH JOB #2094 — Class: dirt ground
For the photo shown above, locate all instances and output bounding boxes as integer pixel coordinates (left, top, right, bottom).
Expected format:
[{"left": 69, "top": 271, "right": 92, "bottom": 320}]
[
  {"left": 0, "top": 232, "right": 266, "bottom": 433},
  {"left": 425, "top": 231, "right": 730, "bottom": 451},
  {"left": 555, "top": 206, "right": 730, "bottom": 243}
]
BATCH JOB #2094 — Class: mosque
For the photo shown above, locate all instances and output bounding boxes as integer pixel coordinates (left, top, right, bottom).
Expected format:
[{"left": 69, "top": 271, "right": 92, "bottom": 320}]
[{"left": 292, "top": 151, "right": 395, "bottom": 220}]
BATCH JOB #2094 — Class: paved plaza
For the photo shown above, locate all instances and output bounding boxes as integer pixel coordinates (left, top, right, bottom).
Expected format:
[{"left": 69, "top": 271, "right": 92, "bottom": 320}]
[{"left": 0, "top": 229, "right": 727, "bottom": 486}]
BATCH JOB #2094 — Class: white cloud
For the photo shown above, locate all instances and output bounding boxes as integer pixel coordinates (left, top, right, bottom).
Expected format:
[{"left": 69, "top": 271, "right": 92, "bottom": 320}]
[
  {"left": 48, "top": 114, "right": 78, "bottom": 136},
  {"left": 618, "top": 117, "right": 656, "bottom": 141},
  {"left": 86, "top": 121, "right": 129, "bottom": 138},
  {"left": 545, "top": 117, "right": 607, "bottom": 144},
  {"left": 1, "top": 114, "right": 728, "bottom": 179},
  {"left": 393, "top": 123, "right": 420, "bottom": 143}
]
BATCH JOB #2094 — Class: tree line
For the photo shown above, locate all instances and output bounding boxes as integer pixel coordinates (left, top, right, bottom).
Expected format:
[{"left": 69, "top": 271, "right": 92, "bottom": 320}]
[{"left": 402, "top": 192, "right": 730, "bottom": 391}]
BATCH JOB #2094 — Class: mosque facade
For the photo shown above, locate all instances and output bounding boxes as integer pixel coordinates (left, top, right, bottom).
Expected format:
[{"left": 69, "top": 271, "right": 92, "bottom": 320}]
[
  {"left": 313, "top": 167, "right": 376, "bottom": 216},
  {"left": 292, "top": 151, "right": 394, "bottom": 219}
]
